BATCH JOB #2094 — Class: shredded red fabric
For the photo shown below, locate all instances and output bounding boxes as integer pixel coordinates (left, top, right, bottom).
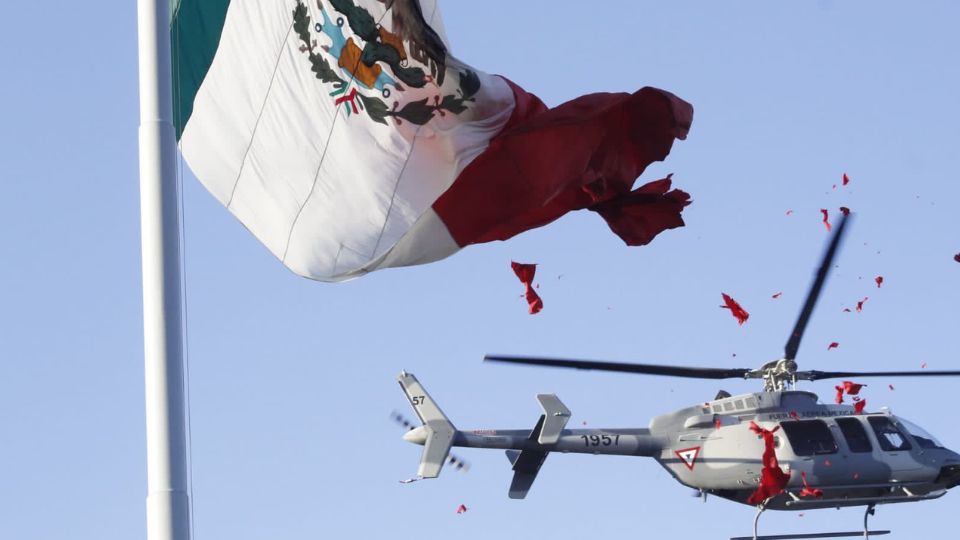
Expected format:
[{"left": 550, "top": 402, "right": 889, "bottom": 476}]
[
  {"left": 875, "top": 276, "right": 883, "bottom": 288},
  {"left": 456, "top": 504, "right": 468, "bottom": 514},
  {"left": 747, "top": 422, "right": 791, "bottom": 505},
  {"left": 839, "top": 206, "right": 851, "bottom": 216},
  {"left": 789, "top": 410, "right": 800, "bottom": 420},
  {"left": 799, "top": 471, "right": 824, "bottom": 498},
  {"left": 511, "top": 262, "right": 543, "bottom": 314},
  {"left": 835, "top": 386, "right": 845, "bottom": 404},
  {"left": 820, "top": 209, "right": 832, "bottom": 232},
  {"left": 842, "top": 381, "right": 866, "bottom": 396},
  {"left": 434, "top": 85, "right": 694, "bottom": 249},
  {"left": 854, "top": 399, "right": 867, "bottom": 414},
  {"left": 921, "top": 362, "right": 928, "bottom": 369},
  {"left": 720, "top": 293, "right": 750, "bottom": 325},
  {"left": 888, "top": 384, "right": 895, "bottom": 391},
  {"left": 827, "top": 342, "right": 839, "bottom": 351},
  {"left": 843, "top": 308, "right": 852, "bottom": 313},
  {"left": 786, "top": 210, "right": 794, "bottom": 216},
  {"left": 843, "top": 173, "right": 850, "bottom": 186},
  {"left": 856, "top": 297, "right": 868, "bottom": 312},
  {"left": 772, "top": 292, "right": 782, "bottom": 299},
  {"left": 955, "top": 253, "right": 960, "bottom": 263},
  {"left": 588, "top": 175, "right": 691, "bottom": 246}
]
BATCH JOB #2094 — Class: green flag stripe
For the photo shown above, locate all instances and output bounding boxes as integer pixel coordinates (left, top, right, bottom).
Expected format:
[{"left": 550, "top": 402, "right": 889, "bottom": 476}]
[{"left": 171, "top": 0, "right": 230, "bottom": 139}]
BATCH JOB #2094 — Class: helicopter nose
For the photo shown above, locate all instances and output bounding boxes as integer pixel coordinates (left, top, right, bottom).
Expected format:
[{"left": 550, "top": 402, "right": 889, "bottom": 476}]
[
  {"left": 935, "top": 449, "right": 960, "bottom": 489},
  {"left": 403, "top": 425, "right": 428, "bottom": 445}
]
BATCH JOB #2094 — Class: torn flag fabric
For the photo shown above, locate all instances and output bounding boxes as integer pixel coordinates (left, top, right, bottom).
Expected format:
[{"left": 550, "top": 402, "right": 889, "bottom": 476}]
[
  {"left": 799, "top": 471, "right": 823, "bottom": 498},
  {"left": 746, "top": 422, "right": 791, "bottom": 505},
  {"left": 172, "top": 0, "right": 694, "bottom": 281},
  {"left": 511, "top": 262, "right": 543, "bottom": 314},
  {"left": 842, "top": 381, "right": 866, "bottom": 395},
  {"left": 720, "top": 293, "right": 750, "bottom": 325}
]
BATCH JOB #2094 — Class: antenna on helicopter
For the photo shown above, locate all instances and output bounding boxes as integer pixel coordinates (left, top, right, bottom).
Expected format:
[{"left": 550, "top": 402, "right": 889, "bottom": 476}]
[{"left": 485, "top": 213, "right": 960, "bottom": 391}]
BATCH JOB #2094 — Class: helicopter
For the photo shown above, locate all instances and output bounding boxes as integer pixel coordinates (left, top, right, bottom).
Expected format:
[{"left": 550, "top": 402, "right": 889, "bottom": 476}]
[{"left": 396, "top": 214, "right": 960, "bottom": 539}]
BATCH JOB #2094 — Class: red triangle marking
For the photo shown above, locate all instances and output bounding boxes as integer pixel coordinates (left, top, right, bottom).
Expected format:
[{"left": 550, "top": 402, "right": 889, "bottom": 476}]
[{"left": 675, "top": 447, "right": 701, "bottom": 470}]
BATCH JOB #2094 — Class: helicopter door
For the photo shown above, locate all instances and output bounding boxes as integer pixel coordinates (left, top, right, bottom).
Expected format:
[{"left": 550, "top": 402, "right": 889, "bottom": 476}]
[{"left": 867, "top": 416, "right": 922, "bottom": 474}]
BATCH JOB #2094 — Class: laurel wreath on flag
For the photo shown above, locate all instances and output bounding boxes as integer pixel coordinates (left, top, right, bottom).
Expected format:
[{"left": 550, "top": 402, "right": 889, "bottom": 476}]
[{"left": 293, "top": 2, "right": 480, "bottom": 126}]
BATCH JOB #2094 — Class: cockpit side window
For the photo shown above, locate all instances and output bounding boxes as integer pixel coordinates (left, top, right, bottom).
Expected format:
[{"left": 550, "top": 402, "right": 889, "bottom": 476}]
[
  {"left": 836, "top": 417, "right": 872, "bottom": 453},
  {"left": 868, "top": 416, "right": 912, "bottom": 452},
  {"left": 780, "top": 420, "right": 838, "bottom": 456}
]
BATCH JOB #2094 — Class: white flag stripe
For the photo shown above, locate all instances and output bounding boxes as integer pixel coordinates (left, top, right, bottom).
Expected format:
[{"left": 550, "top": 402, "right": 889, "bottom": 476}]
[{"left": 182, "top": 0, "right": 515, "bottom": 280}]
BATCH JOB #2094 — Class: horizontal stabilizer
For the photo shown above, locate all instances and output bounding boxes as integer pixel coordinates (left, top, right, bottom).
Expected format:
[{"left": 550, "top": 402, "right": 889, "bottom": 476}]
[
  {"left": 730, "top": 531, "right": 889, "bottom": 540},
  {"left": 507, "top": 415, "right": 549, "bottom": 499},
  {"left": 398, "top": 372, "right": 456, "bottom": 479},
  {"left": 535, "top": 394, "right": 571, "bottom": 445}
]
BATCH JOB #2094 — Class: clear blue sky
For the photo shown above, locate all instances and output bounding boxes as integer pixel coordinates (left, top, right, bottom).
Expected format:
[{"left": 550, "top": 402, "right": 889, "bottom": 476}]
[{"left": 1, "top": 1, "right": 959, "bottom": 539}]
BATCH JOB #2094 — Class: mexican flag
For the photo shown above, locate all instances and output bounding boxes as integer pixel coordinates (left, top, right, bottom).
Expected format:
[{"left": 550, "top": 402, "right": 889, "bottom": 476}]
[{"left": 172, "top": 0, "right": 694, "bottom": 281}]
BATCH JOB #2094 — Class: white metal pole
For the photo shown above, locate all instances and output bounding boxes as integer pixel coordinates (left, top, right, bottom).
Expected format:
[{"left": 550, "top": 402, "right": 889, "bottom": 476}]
[{"left": 137, "top": 0, "right": 192, "bottom": 539}]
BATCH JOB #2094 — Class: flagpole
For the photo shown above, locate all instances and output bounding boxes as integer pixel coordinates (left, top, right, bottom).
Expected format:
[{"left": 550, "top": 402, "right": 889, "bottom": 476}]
[{"left": 137, "top": 1, "right": 192, "bottom": 539}]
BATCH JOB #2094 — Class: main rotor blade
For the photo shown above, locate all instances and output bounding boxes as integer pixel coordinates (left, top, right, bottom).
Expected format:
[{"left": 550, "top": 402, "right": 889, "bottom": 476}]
[
  {"left": 784, "top": 213, "right": 851, "bottom": 361},
  {"left": 799, "top": 370, "right": 960, "bottom": 381},
  {"left": 484, "top": 355, "right": 752, "bottom": 380}
]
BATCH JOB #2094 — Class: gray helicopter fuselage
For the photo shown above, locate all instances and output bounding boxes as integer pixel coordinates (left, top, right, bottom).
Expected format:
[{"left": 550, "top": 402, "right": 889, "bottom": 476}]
[
  {"left": 399, "top": 372, "right": 959, "bottom": 507},
  {"left": 651, "top": 390, "right": 960, "bottom": 510}
]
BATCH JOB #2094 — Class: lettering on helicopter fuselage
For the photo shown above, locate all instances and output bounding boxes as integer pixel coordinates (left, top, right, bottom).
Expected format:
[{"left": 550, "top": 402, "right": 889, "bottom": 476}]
[
  {"left": 765, "top": 410, "right": 855, "bottom": 421},
  {"left": 580, "top": 434, "right": 621, "bottom": 447}
]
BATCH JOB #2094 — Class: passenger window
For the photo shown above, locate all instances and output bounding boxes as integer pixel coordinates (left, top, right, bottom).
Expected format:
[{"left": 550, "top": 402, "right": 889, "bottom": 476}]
[
  {"left": 780, "top": 420, "right": 838, "bottom": 456},
  {"left": 836, "top": 417, "right": 872, "bottom": 453},
  {"left": 868, "top": 416, "right": 912, "bottom": 452}
]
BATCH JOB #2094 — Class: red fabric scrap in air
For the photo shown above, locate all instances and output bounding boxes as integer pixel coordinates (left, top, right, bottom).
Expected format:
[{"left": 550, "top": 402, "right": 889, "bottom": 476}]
[
  {"left": 456, "top": 504, "right": 468, "bottom": 514},
  {"left": 954, "top": 253, "right": 960, "bottom": 263},
  {"left": 843, "top": 308, "right": 852, "bottom": 313},
  {"left": 789, "top": 410, "right": 800, "bottom": 420},
  {"left": 888, "top": 384, "right": 895, "bottom": 391},
  {"left": 786, "top": 210, "right": 794, "bottom": 216},
  {"left": 821, "top": 209, "right": 831, "bottom": 232},
  {"left": 840, "top": 206, "right": 851, "bottom": 216},
  {"left": 854, "top": 399, "right": 867, "bottom": 414},
  {"left": 843, "top": 173, "right": 850, "bottom": 186},
  {"left": 842, "top": 381, "right": 866, "bottom": 396},
  {"left": 828, "top": 342, "right": 839, "bottom": 351},
  {"left": 875, "top": 276, "right": 884, "bottom": 288},
  {"left": 772, "top": 292, "right": 782, "bottom": 299},
  {"left": 799, "top": 471, "right": 824, "bottom": 498},
  {"left": 856, "top": 297, "right": 868, "bottom": 312},
  {"left": 511, "top": 262, "right": 543, "bottom": 314},
  {"left": 746, "top": 422, "right": 791, "bottom": 505},
  {"left": 835, "top": 386, "right": 845, "bottom": 404},
  {"left": 720, "top": 293, "right": 749, "bottom": 325},
  {"left": 921, "top": 362, "right": 928, "bottom": 369}
]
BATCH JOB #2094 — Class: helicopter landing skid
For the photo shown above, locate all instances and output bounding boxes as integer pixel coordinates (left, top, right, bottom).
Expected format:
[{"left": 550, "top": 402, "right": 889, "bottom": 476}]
[{"left": 731, "top": 502, "right": 890, "bottom": 540}]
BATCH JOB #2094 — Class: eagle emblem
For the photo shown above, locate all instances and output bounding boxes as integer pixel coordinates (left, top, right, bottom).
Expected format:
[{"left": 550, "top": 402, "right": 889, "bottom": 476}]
[{"left": 293, "top": 0, "right": 481, "bottom": 126}]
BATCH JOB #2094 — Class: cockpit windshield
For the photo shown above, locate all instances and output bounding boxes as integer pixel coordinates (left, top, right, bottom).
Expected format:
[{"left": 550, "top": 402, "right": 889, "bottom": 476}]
[{"left": 898, "top": 418, "right": 945, "bottom": 449}]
